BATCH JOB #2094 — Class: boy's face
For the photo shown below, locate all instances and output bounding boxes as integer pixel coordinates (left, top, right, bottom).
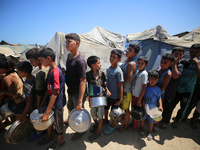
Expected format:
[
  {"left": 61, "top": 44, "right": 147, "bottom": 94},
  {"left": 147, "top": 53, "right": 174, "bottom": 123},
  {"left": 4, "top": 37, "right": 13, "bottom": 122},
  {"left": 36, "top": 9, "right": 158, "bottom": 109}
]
[
  {"left": 66, "top": 39, "right": 79, "bottom": 52},
  {"left": 149, "top": 77, "right": 159, "bottom": 86},
  {"left": 190, "top": 49, "right": 200, "bottom": 59},
  {"left": 137, "top": 59, "right": 147, "bottom": 71},
  {"left": 0, "top": 68, "right": 6, "bottom": 75},
  {"left": 17, "top": 70, "right": 26, "bottom": 78},
  {"left": 28, "top": 58, "right": 40, "bottom": 67},
  {"left": 160, "top": 59, "right": 172, "bottom": 70},
  {"left": 173, "top": 51, "right": 184, "bottom": 61},
  {"left": 126, "top": 47, "right": 137, "bottom": 58},
  {"left": 40, "top": 57, "right": 49, "bottom": 67},
  {"left": 110, "top": 53, "right": 121, "bottom": 65},
  {"left": 92, "top": 59, "right": 101, "bottom": 70}
]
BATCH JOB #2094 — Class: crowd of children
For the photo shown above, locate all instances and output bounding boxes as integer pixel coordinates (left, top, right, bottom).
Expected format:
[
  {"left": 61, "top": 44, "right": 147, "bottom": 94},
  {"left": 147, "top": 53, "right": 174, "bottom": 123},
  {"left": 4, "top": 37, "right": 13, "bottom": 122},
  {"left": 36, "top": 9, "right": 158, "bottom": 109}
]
[{"left": 0, "top": 32, "right": 200, "bottom": 150}]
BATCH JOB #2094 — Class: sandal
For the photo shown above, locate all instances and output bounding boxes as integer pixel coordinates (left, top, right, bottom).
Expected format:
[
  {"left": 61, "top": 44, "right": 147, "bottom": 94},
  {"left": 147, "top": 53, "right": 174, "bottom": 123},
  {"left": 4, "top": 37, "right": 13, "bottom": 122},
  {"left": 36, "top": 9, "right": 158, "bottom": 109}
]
[
  {"left": 71, "top": 132, "right": 85, "bottom": 141},
  {"left": 88, "top": 133, "right": 101, "bottom": 141},
  {"left": 147, "top": 134, "right": 153, "bottom": 141},
  {"left": 38, "top": 136, "right": 53, "bottom": 145},
  {"left": 104, "top": 125, "right": 116, "bottom": 135},
  {"left": 139, "top": 130, "right": 145, "bottom": 135},
  {"left": 47, "top": 140, "right": 65, "bottom": 150}
]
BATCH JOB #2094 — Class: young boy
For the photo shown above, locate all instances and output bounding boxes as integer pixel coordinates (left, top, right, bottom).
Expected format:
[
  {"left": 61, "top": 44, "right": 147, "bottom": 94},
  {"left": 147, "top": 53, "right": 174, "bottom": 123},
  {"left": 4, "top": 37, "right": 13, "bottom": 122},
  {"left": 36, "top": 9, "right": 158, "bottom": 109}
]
[
  {"left": 140, "top": 70, "right": 163, "bottom": 141},
  {"left": 131, "top": 56, "right": 148, "bottom": 130},
  {"left": 38, "top": 48, "right": 66, "bottom": 150},
  {"left": 172, "top": 44, "right": 200, "bottom": 128},
  {"left": 160, "top": 47, "right": 184, "bottom": 129},
  {"left": 65, "top": 33, "right": 87, "bottom": 140},
  {"left": 104, "top": 49, "right": 124, "bottom": 135},
  {"left": 117, "top": 43, "right": 138, "bottom": 132},
  {"left": 26, "top": 48, "right": 49, "bottom": 142},
  {"left": 86, "top": 56, "right": 110, "bottom": 141},
  {"left": 16, "top": 61, "right": 35, "bottom": 122}
]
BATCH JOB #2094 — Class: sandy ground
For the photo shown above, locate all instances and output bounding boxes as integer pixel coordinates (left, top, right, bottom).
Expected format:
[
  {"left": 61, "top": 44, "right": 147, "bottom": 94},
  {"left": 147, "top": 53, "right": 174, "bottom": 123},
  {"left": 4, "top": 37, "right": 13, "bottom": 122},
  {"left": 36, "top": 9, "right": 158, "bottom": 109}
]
[{"left": 1, "top": 94, "right": 200, "bottom": 150}]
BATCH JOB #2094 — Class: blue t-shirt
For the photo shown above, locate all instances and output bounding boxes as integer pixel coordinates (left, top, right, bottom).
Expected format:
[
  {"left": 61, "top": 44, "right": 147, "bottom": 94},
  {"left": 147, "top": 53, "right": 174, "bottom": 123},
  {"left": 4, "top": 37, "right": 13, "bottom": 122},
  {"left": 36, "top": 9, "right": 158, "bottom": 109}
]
[
  {"left": 143, "top": 85, "right": 161, "bottom": 109},
  {"left": 106, "top": 66, "right": 124, "bottom": 99},
  {"left": 47, "top": 67, "right": 66, "bottom": 110}
]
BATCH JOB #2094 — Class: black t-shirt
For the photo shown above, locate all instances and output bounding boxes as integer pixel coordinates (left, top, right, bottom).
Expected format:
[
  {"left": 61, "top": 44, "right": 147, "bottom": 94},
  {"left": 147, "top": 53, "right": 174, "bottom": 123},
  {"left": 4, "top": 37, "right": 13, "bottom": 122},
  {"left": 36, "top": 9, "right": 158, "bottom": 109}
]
[{"left": 65, "top": 53, "right": 87, "bottom": 96}]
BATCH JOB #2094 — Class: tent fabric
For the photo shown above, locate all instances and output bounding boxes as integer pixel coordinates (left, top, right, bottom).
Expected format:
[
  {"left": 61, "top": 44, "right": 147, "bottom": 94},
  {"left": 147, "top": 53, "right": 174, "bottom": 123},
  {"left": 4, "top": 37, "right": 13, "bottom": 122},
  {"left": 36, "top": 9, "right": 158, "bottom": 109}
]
[{"left": 47, "top": 25, "right": 200, "bottom": 72}]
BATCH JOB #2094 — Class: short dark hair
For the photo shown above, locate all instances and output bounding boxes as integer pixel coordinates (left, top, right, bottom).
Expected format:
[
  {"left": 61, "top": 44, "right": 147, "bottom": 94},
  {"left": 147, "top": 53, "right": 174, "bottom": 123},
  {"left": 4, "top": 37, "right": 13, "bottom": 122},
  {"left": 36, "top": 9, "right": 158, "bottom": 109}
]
[
  {"left": 162, "top": 53, "right": 174, "bottom": 62},
  {"left": 148, "top": 70, "right": 159, "bottom": 79},
  {"left": 111, "top": 49, "right": 122, "bottom": 59},
  {"left": 172, "top": 47, "right": 185, "bottom": 54},
  {"left": 190, "top": 44, "right": 200, "bottom": 50},
  {"left": 0, "top": 56, "right": 15, "bottom": 70},
  {"left": 65, "top": 33, "right": 80, "bottom": 43},
  {"left": 87, "top": 56, "right": 100, "bottom": 68},
  {"left": 138, "top": 56, "right": 149, "bottom": 64},
  {"left": 26, "top": 48, "right": 41, "bottom": 60},
  {"left": 17, "top": 61, "right": 33, "bottom": 74},
  {"left": 38, "top": 47, "right": 55, "bottom": 61},
  {"left": 129, "top": 43, "right": 140, "bottom": 53}
]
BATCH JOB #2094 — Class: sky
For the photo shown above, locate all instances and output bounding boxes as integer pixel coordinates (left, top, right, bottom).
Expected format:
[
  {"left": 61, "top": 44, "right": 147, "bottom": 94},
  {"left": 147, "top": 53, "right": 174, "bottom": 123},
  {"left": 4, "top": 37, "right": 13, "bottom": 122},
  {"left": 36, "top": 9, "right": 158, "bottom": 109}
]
[{"left": 0, "top": 0, "right": 200, "bottom": 45}]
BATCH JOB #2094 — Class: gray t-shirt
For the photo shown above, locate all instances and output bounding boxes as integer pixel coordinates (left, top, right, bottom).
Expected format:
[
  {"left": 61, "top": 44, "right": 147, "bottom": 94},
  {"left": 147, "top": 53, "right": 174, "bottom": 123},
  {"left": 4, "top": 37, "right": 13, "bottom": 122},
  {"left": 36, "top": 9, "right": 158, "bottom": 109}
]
[
  {"left": 106, "top": 66, "right": 124, "bottom": 99},
  {"left": 120, "top": 61, "right": 135, "bottom": 93},
  {"left": 132, "top": 70, "right": 148, "bottom": 97}
]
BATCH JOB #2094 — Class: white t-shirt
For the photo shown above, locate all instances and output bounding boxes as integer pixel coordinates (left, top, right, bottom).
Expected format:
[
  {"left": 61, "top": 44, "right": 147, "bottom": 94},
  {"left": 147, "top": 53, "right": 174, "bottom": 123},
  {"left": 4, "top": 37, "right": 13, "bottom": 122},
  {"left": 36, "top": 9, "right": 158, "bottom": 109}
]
[{"left": 132, "top": 70, "right": 148, "bottom": 97}]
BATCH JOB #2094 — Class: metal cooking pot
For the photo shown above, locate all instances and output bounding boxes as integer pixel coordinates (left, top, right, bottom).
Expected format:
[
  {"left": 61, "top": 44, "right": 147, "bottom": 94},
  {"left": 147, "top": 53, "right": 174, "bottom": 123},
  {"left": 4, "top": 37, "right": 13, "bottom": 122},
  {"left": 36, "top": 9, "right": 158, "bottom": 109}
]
[
  {"left": 4, "top": 120, "right": 34, "bottom": 144},
  {"left": 109, "top": 107, "right": 125, "bottom": 124},
  {"left": 30, "top": 107, "right": 55, "bottom": 131},
  {"left": 0, "top": 102, "right": 14, "bottom": 121},
  {"left": 131, "top": 105, "right": 146, "bottom": 121},
  {"left": 89, "top": 96, "right": 107, "bottom": 107},
  {"left": 68, "top": 108, "right": 91, "bottom": 133}
]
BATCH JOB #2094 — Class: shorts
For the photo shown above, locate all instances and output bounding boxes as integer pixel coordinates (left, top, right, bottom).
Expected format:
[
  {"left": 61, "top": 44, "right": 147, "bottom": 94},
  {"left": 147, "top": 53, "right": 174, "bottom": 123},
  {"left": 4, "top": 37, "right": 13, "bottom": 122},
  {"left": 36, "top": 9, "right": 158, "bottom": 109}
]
[
  {"left": 131, "top": 95, "right": 138, "bottom": 108},
  {"left": 67, "top": 93, "right": 85, "bottom": 111},
  {"left": 105, "top": 97, "right": 119, "bottom": 110},
  {"left": 120, "top": 92, "right": 131, "bottom": 110},
  {"left": 8, "top": 99, "right": 26, "bottom": 114},
  {"left": 90, "top": 106, "right": 104, "bottom": 120},
  {"left": 142, "top": 114, "right": 157, "bottom": 124},
  {"left": 53, "top": 108, "right": 64, "bottom": 135}
]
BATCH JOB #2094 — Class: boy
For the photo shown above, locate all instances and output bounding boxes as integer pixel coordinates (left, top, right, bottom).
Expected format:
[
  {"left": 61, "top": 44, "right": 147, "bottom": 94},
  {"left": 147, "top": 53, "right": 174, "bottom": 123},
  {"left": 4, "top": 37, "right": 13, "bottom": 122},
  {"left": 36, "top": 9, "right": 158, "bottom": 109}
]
[
  {"left": 26, "top": 48, "right": 49, "bottom": 142},
  {"left": 65, "top": 33, "right": 87, "bottom": 140},
  {"left": 160, "top": 47, "right": 184, "bottom": 129},
  {"left": 131, "top": 56, "right": 148, "bottom": 130},
  {"left": 172, "top": 44, "right": 200, "bottom": 128},
  {"left": 16, "top": 61, "right": 35, "bottom": 122},
  {"left": 117, "top": 43, "right": 138, "bottom": 132},
  {"left": 104, "top": 49, "right": 124, "bottom": 135},
  {"left": 86, "top": 56, "right": 110, "bottom": 141},
  {"left": 140, "top": 70, "right": 163, "bottom": 141},
  {"left": 38, "top": 48, "right": 66, "bottom": 150}
]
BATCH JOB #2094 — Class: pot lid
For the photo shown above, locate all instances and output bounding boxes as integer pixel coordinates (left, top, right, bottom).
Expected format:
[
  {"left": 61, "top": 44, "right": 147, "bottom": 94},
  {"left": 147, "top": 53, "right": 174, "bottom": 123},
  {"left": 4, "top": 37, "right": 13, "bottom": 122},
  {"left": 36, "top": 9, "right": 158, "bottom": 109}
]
[{"left": 68, "top": 108, "right": 91, "bottom": 133}]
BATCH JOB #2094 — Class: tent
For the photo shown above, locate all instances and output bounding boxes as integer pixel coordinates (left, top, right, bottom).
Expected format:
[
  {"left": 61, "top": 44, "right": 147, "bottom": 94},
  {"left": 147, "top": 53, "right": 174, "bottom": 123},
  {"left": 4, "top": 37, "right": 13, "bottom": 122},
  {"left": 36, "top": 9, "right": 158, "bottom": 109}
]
[{"left": 47, "top": 25, "right": 200, "bottom": 71}]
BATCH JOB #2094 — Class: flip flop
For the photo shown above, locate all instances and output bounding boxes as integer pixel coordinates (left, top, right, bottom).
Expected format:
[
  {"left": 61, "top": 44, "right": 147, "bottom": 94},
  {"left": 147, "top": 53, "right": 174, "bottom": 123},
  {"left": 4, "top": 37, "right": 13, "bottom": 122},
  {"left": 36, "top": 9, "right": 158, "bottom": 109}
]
[
  {"left": 147, "top": 134, "right": 153, "bottom": 141},
  {"left": 104, "top": 125, "right": 116, "bottom": 135}
]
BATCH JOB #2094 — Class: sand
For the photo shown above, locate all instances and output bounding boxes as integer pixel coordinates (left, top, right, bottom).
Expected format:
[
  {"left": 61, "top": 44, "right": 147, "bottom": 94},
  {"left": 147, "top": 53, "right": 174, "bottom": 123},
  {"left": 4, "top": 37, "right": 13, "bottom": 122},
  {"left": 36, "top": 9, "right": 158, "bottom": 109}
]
[{"left": 1, "top": 96, "right": 200, "bottom": 150}]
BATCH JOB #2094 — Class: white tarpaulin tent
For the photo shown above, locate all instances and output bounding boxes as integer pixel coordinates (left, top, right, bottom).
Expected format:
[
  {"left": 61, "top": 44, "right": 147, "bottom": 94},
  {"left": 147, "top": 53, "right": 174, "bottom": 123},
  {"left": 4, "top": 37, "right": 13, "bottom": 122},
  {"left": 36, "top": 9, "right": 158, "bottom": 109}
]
[{"left": 47, "top": 25, "right": 200, "bottom": 71}]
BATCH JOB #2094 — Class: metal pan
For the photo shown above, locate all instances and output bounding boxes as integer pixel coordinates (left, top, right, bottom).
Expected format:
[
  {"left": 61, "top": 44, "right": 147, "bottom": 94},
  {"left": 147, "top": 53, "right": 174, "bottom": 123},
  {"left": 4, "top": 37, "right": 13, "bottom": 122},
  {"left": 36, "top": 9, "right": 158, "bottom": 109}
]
[{"left": 89, "top": 96, "right": 107, "bottom": 107}]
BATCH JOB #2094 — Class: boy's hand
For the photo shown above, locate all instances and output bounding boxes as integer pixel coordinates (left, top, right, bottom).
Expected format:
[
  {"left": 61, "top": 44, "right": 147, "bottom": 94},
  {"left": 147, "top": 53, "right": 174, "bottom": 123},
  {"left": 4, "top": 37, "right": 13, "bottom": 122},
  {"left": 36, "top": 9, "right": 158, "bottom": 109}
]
[
  {"left": 142, "top": 101, "right": 146, "bottom": 108},
  {"left": 115, "top": 100, "right": 122, "bottom": 106},
  {"left": 174, "top": 57, "right": 179, "bottom": 64},
  {"left": 193, "top": 57, "right": 199, "bottom": 64},
  {"left": 106, "top": 90, "right": 111, "bottom": 97},
  {"left": 76, "top": 102, "right": 83, "bottom": 111},
  {"left": 20, "top": 113, "right": 27, "bottom": 122},
  {"left": 159, "top": 106, "right": 163, "bottom": 112},
  {"left": 136, "top": 101, "right": 141, "bottom": 107},
  {"left": 85, "top": 96, "right": 89, "bottom": 101},
  {"left": 39, "top": 112, "right": 49, "bottom": 122}
]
